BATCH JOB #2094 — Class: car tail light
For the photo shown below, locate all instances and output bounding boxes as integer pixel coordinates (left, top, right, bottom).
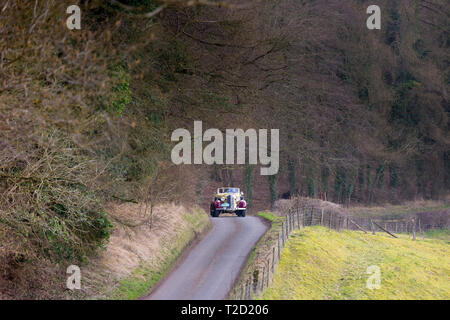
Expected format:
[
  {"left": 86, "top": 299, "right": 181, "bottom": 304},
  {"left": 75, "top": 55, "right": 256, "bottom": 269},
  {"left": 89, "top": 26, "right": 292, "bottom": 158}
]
[{"left": 238, "top": 200, "right": 247, "bottom": 208}]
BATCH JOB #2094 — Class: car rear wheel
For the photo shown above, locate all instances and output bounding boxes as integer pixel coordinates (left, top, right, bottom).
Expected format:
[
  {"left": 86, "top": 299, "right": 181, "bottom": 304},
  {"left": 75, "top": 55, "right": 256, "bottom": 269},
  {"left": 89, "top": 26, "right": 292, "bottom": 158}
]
[
  {"left": 237, "top": 210, "right": 246, "bottom": 217},
  {"left": 212, "top": 209, "right": 220, "bottom": 218}
]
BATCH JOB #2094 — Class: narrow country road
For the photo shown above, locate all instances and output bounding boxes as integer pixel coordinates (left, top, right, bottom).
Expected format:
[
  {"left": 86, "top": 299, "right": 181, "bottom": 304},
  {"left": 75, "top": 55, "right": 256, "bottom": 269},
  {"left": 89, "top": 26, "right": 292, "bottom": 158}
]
[{"left": 145, "top": 216, "right": 267, "bottom": 300}]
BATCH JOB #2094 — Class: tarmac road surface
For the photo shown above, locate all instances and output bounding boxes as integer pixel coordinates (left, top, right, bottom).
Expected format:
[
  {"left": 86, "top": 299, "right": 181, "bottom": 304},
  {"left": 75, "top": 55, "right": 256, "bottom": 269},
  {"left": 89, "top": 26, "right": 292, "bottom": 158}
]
[{"left": 145, "top": 215, "right": 267, "bottom": 300}]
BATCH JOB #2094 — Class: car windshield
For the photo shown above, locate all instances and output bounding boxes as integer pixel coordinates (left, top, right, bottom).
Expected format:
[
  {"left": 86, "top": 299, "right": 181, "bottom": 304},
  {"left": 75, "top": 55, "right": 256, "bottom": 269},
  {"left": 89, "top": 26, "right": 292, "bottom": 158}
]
[{"left": 219, "top": 188, "right": 239, "bottom": 193}]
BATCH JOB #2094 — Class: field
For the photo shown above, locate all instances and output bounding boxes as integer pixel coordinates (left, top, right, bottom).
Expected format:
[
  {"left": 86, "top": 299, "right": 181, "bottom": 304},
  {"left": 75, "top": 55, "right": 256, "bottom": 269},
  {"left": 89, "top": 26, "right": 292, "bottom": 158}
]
[
  {"left": 424, "top": 229, "right": 450, "bottom": 242},
  {"left": 259, "top": 226, "right": 450, "bottom": 300},
  {"left": 347, "top": 200, "right": 450, "bottom": 219}
]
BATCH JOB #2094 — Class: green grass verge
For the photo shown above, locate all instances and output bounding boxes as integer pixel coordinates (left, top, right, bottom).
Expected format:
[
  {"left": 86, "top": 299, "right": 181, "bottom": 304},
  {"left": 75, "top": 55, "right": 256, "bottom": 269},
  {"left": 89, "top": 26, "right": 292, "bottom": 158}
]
[
  {"left": 258, "top": 211, "right": 281, "bottom": 222},
  {"left": 245, "top": 212, "right": 284, "bottom": 265},
  {"left": 259, "top": 226, "right": 450, "bottom": 300},
  {"left": 228, "top": 212, "right": 282, "bottom": 298},
  {"left": 107, "top": 208, "right": 211, "bottom": 300}
]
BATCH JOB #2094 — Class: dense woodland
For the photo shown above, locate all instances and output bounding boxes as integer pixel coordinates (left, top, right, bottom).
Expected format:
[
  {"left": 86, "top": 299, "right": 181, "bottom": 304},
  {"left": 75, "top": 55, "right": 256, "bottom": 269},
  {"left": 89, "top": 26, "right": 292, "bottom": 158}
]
[{"left": 0, "top": 0, "right": 448, "bottom": 295}]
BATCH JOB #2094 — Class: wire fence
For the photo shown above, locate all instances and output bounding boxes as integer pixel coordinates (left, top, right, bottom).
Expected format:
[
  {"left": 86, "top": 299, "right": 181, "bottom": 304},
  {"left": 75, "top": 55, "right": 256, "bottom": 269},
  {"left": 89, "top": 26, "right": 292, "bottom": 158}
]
[{"left": 230, "top": 203, "right": 448, "bottom": 300}]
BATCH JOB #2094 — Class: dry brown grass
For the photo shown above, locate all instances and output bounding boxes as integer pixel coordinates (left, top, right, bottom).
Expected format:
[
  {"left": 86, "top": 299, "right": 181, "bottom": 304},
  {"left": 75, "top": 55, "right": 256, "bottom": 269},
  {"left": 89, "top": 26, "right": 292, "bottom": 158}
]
[
  {"left": 0, "top": 202, "right": 209, "bottom": 300},
  {"left": 92, "top": 203, "right": 189, "bottom": 277},
  {"left": 74, "top": 202, "right": 209, "bottom": 299},
  {"left": 274, "top": 197, "right": 347, "bottom": 216}
]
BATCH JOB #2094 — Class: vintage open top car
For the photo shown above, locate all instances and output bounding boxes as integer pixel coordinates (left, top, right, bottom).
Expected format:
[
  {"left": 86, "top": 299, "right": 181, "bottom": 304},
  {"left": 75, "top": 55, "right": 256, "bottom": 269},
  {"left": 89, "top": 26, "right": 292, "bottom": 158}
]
[{"left": 210, "top": 187, "right": 247, "bottom": 217}]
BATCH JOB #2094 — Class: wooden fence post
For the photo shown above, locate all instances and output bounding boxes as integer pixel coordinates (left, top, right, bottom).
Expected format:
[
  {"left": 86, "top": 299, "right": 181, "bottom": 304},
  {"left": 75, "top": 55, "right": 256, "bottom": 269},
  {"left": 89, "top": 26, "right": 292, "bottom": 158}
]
[
  {"left": 252, "top": 277, "right": 255, "bottom": 298},
  {"left": 289, "top": 212, "right": 295, "bottom": 234},
  {"left": 292, "top": 213, "right": 295, "bottom": 230},
  {"left": 373, "top": 221, "right": 398, "bottom": 238},
  {"left": 289, "top": 213, "right": 292, "bottom": 233},
  {"left": 292, "top": 212, "right": 295, "bottom": 229},
  {"left": 272, "top": 247, "right": 276, "bottom": 272},
  {"left": 288, "top": 217, "right": 290, "bottom": 237},
  {"left": 277, "top": 234, "right": 281, "bottom": 260},
  {"left": 303, "top": 207, "right": 306, "bottom": 226},
  {"left": 288, "top": 215, "right": 291, "bottom": 235},
  {"left": 286, "top": 212, "right": 289, "bottom": 235},
  {"left": 285, "top": 220, "right": 288, "bottom": 241},
  {"left": 321, "top": 208, "right": 324, "bottom": 225},
  {"left": 293, "top": 210, "right": 296, "bottom": 229},
  {"left": 412, "top": 218, "right": 416, "bottom": 241},
  {"left": 286, "top": 216, "right": 289, "bottom": 237},
  {"left": 292, "top": 212, "right": 295, "bottom": 230},
  {"left": 329, "top": 212, "right": 332, "bottom": 229},
  {"left": 371, "top": 219, "right": 375, "bottom": 235},
  {"left": 285, "top": 217, "right": 289, "bottom": 240},
  {"left": 261, "top": 267, "right": 265, "bottom": 292},
  {"left": 349, "top": 218, "right": 368, "bottom": 233},
  {"left": 249, "top": 278, "right": 253, "bottom": 299}
]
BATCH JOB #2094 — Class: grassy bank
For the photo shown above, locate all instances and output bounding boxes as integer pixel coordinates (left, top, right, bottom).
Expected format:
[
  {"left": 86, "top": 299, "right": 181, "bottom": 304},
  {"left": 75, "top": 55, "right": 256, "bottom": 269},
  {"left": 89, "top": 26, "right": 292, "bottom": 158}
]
[
  {"left": 259, "top": 226, "right": 450, "bottom": 300},
  {"left": 228, "top": 212, "right": 282, "bottom": 298},
  {"left": 247, "top": 212, "right": 284, "bottom": 264},
  {"left": 64, "top": 204, "right": 212, "bottom": 300},
  {"left": 107, "top": 209, "right": 211, "bottom": 300}
]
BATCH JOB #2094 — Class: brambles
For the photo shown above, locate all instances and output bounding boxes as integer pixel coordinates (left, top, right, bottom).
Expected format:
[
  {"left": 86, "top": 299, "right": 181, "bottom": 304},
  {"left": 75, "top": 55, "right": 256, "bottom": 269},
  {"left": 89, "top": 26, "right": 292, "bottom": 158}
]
[{"left": 0, "top": 129, "right": 113, "bottom": 263}]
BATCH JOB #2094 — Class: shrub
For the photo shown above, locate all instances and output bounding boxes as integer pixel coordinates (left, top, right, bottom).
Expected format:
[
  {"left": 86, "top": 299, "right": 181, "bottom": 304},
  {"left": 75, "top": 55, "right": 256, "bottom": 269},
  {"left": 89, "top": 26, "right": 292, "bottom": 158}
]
[{"left": 0, "top": 129, "right": 113, "bottom": 264}]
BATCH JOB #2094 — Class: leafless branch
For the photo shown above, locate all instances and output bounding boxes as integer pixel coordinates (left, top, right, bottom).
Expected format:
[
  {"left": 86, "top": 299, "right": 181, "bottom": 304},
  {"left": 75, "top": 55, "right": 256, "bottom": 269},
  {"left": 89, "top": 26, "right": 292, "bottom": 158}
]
[{"left": 110, "top": 0, "right": 256, "bottom": 19}]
